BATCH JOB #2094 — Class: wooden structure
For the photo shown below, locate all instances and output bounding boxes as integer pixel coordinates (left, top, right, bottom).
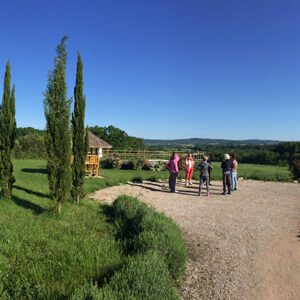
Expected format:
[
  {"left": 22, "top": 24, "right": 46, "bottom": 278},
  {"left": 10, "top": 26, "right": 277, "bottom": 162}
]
[
  {"left": 85, "top": 131, "right": 112, "bottom": 176},
  {"left": 102, "top": 149, "right": 205, "bottom": 162}
]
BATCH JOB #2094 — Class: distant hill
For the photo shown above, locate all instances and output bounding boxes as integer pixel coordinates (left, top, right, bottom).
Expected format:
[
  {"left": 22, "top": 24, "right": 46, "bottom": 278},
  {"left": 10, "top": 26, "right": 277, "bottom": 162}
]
[{"left": 144, "top": 138, "right": 281, "bottom": 147}]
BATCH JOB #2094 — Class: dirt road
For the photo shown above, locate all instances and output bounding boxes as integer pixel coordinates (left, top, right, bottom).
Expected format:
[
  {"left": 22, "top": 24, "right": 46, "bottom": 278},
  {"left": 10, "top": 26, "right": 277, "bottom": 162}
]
[{"left": 90, "top": 180, "right": 300, "bottom": 299}]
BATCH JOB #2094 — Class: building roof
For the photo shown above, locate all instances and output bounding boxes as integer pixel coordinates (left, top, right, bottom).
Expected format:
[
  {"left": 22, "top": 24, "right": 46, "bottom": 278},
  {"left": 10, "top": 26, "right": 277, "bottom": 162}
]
[{"left": 88, "top": 131, "right": 112, "bottom": 149}]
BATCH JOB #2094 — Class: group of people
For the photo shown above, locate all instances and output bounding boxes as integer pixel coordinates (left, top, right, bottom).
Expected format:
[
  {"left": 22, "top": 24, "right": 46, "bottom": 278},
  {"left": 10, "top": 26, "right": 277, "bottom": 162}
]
[{"left": 166, "top": 152, "right": 238, "bottom": 196}]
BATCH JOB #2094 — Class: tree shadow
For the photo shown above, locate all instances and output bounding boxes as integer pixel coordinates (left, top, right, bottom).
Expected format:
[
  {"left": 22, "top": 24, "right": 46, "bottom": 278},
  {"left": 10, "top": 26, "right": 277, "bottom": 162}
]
[
  {"left": 14, "top": 185, "right": 50, "bottom": 199},
  {"left": 21, "top": 168, "right": 48, "bottom": 174},
  {"left": 128, "top": 182, "right": 171, "bottom": 193},
  {"left": 12, "top": 195, "right": 45, "bottom": 215}
]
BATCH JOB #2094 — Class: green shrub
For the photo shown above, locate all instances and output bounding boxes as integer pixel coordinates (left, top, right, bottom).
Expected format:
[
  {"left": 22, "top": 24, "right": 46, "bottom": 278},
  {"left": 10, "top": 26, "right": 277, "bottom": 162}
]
[
  {"left": 151, "top": 160, "right": 167, "bottom": 171},
  {"left": 111, "top": 195, "right": 147, "bottom": 242},
  {"left": 121, "top": 160, "right": 135, "bottom": 170},
  {"left": 112, "top": 157, "right": 123, "bottom": 169},
  {"left": 111, "top": 196, "right": 187, "bottom": 281},
  {"left": 131, "top": 176, "right": 143, "bottom": 183},
  {"left": 71, "top": 281, "right": 117, "bottom": 300},
  {"left": 146, "top": 175, "right": 158, "bottom": 182},
  {"left": 290, "top": 159, "right": 300, "bottom": 180},
  {"left": 101, "top": 158, "right": 114, "bottom": 169},
  {"left": 133, "top": 212, "right": 187, "bottom": 281},
  {"left": 107, "top": 251, "right": 179, "bottom": 300}
]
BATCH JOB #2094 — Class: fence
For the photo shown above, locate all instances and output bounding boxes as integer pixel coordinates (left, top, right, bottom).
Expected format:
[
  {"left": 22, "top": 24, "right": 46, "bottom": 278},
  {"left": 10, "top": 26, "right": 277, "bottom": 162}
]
[{"left": 102, "top": 150, "right": 205, "bottom": 162}]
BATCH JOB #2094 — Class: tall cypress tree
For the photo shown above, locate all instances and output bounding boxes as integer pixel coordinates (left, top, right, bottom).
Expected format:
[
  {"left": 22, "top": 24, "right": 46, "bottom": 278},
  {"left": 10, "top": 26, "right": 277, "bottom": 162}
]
[
  {"left": 71, "top": 53, "right": 87, "bottom": 204},
  {"left": 44, "top": 36, "right": 71, "bottom": 214},
  {"left": 0, "top": 62, "right": 16, "bottom": 199}
]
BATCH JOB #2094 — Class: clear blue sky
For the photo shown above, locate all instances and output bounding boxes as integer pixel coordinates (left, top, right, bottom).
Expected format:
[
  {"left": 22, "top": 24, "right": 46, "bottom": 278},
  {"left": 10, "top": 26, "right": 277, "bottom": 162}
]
[{"left": 0, "top": 0, "right": 299, "bottom": 141}]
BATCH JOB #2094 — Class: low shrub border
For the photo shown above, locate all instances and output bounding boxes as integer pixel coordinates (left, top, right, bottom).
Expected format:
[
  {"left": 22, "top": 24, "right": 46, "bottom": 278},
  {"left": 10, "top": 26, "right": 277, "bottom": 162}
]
[{"left": 97, "top": 195, "right": 187, "bottom": 299}]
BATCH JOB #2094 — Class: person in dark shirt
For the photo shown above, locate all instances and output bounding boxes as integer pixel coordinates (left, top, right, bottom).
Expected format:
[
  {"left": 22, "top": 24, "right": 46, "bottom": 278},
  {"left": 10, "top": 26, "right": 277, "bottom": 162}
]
[
  {"left": 207, "top": 156, "right": 213, "bottom": 185},
  {"left": 198, "top": 156, "right": 212, "bottom": 196},
  {"left": 221, "top": 153, "right": 232, "bottom": 195}
]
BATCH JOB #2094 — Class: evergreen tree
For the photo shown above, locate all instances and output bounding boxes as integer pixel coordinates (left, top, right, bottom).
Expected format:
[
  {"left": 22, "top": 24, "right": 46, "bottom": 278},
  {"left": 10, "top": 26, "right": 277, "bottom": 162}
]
[
  {"left": 0, "top": 62, "right": 16, "bottom": 199},
  {"left": 71, "top": 53, "right": 87, "bottom": 204},
  {"left": 44, "top": 36, "right": 71, "bottom": 214}
]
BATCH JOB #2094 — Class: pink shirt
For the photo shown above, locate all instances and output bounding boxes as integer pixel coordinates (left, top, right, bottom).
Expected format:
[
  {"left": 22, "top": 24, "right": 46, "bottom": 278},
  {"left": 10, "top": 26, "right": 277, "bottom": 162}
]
[{"left": 166, "top": 154, "right": 180, "bottom": 174}]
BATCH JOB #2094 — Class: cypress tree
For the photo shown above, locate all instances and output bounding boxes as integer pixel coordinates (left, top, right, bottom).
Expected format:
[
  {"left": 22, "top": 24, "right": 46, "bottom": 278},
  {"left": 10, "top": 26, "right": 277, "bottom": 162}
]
[
  {"left": 44, "top": 36, "right": 71, "bottom": 214},
  {"left": 0, "top": 62, "right": 16, "bottom": 199},
  {"left": 71, "top": 53, "right": 87, "bottom": 204}
]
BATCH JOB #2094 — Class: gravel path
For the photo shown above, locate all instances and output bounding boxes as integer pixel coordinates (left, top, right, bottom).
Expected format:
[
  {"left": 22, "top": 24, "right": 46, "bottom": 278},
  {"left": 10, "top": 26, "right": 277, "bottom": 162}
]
[{"left": 90, "top": 179, "right": 300, "bottom": 300}]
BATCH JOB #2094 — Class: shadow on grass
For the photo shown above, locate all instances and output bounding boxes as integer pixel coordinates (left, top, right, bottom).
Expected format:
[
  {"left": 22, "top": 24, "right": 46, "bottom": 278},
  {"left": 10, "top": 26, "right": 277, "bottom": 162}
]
[
  {"left": 14, "top": 185, "right": 50, "bottom": 199},
  {"left": 12, "top": 195, "right": 45, "bottom": 215},
  {"left": 21, "top": 168, "right": 48, "bottom": 174}
]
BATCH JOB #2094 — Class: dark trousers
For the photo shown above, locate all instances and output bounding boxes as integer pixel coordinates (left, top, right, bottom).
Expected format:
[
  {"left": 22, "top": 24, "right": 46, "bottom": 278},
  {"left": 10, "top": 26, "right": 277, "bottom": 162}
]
[
  {"left": 199, "top": 176, "right": 209, "bottom": 194},
  {"left": 223, "top": 173, "right": 231, "bottom": 193},
  {"left": 169, "top": 173, "right": 177, "bottom": 192}
]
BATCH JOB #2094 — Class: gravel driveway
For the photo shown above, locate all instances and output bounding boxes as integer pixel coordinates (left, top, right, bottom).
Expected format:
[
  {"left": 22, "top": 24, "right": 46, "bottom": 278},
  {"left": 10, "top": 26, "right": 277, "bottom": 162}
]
[{"left": 90, "top": 179, "right": 300, "bottom": 300}]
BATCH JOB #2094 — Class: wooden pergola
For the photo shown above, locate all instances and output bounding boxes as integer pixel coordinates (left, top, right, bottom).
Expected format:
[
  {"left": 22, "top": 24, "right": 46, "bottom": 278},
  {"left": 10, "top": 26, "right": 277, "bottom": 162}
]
[{"left": 86, "top": 131, "right": 112, "bottom": 176}]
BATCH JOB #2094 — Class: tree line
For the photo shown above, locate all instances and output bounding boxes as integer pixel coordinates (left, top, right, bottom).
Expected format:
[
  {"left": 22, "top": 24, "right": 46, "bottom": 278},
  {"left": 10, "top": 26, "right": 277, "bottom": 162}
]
[{"left": 12, "top": 125, "right": 145, "bottom": 159}]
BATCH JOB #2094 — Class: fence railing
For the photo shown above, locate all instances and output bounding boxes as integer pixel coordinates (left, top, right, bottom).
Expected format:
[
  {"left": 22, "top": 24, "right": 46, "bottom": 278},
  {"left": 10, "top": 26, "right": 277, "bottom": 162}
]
[{"left": 102, "top": 150, "right": 205, "bottom": 162}]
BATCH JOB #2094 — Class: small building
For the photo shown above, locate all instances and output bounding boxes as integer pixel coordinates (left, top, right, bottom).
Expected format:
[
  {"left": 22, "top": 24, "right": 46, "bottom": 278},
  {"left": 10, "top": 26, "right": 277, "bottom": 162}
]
[{"left": 86, "top": 131, "right": 112, "bottom": 176}]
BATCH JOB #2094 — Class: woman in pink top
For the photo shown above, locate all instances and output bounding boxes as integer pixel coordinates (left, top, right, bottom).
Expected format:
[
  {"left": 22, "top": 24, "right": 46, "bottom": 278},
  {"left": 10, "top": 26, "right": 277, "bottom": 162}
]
[
  {"left": 166, "top": 152, "right": 180, "bottom": 193},
  {"left": 185, "top": 153, "right": 194, "bottom": 186}
]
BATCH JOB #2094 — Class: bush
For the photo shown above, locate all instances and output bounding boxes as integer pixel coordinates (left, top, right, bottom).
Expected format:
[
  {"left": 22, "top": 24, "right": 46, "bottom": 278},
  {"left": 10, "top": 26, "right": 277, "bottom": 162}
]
[
  {"left": 146, "top": 175, "right": 158, "bottom": 182},
  {"left": 101, "top": 158, "right": 114, "bottom": 169},
  {"left": 107, "top": 251, "right": 179, "bottom": 300},
  {"left": 111, "top": 196, "right": 187, "bottom": 281},
  {"left": 121, "top": 160, "right": 135, "bottom": 170},
  {"left": 131, "top": 176, "right": 143, "bottom": 183},
  {"left": 112, "top": 157, "right": 123, "bottom": 169},
  {"left": 142, "top": 160, "right": 152, "bottom": 170},
  {"left": 151, "top": 160, "right": 167, "bottom": 171},
  {"left": 134, "top": 158, "right": 145, "bottom": 170},
  {"left": 290, "top": 159, "right": 300, "bottom": 180},
  {"left": 133, "top": 212, "right": 187, "bottom": 281}
]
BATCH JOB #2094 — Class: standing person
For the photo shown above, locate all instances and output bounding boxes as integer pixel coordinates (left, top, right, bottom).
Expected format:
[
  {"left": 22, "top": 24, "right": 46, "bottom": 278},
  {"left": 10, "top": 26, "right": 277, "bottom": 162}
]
[
  {"left": 198, "top": 156, "right": 212, "bottom": 196},
  {"left": 207, "top": 156, "right": 213, "bottom": 185},
  {"left": 185, "top": 153, "right": 194, "bottom": 186},
  {"left": 231, "top": 153, "right": 238, "bottom": 191},
  {"left": 221, "top": 153, "right": 232, "bottom": 195},
  {"left": 166, "top": 152, "right": 180, "bottom": 193}
]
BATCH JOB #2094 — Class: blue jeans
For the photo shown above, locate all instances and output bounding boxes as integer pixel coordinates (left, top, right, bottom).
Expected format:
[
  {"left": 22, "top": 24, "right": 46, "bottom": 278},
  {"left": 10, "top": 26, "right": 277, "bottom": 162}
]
[{"left": 231, "top": 172, "right": 238, "bottom": 190}]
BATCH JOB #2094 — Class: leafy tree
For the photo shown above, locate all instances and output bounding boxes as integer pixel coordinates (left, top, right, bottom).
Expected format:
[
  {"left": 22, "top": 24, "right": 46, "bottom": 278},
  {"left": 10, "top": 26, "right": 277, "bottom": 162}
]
[
  {"left": 44, "top": 36, "right": 71, "bottom": 214},
  {"left": 13, "top": 134, "right": 46, "bottom": 159},
  {"left": 88, "top": 125, "right": 145, "bottom": 150},
  {"left": 0, "top": 62, "right": 16, "bottom": 199},
  {"left": 16, "top": 127, "right": 45, "bottom": 138},
  {"left": 71, "top": 53, "right": 87, "bottom": 204}
]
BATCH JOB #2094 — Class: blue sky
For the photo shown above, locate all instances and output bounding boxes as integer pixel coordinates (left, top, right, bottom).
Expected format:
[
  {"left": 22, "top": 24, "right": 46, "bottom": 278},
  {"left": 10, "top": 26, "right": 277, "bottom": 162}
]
[{"left": 0, "top": 0, "right": 299, "bottom": 141}]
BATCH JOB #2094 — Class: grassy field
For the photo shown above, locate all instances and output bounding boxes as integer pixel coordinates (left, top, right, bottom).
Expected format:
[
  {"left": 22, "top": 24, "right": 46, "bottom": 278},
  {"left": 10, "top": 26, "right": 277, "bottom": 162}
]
[
  {"left": 1, "top": 160, "right": 122, "bottom": 298},
  {"left": 0, "top": 159, "right": 186, "bottom": 299},
  {"left": 95, "top": 162, "right": 291, "bottom": 184},
  {"left": 209, "top": 162, "right": 291, "bottom": 182}
]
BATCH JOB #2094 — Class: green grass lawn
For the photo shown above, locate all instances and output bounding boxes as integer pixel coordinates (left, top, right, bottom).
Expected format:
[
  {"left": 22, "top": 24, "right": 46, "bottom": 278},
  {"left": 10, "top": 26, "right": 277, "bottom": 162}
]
[
  {"left": 98, "top": 162, "right": 291, "bottom": 186},
  {"left": 1, "top": 159, "right": 187, "bottom": 299},
  {"left": 1, "top": 160, "right": 123, "bottom": 298},
  {"left": 208, "top": 162, "right": 291, "bottom": 182}
]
